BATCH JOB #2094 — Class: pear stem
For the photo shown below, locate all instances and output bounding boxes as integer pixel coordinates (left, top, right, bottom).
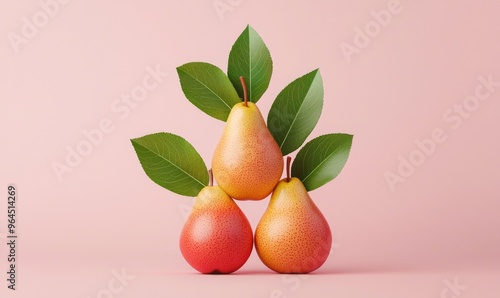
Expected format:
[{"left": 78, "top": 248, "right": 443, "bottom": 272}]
[
  {"left": 239, "top": 76, "right": 248, "bottom": 107},
  {"left": 208, "top": 169, "right": 213, "bottom": 187},
  {"left": 286, "top": 156, "right": 291, "bottom": 182}
]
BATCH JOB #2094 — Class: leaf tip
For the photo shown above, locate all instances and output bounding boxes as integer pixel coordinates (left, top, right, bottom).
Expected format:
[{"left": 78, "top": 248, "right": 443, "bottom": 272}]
[
  {"left": 175, "top": 65, "right": 184, "bottom": 76},
  {"left": 345, "top": 133, "right": 354, "bottom": 143},
  {"left": 130, "top": 137, "right": 140, "bottom": 147},
  {"left": 310, "top": 68, "right": 321, "bottom": 77}
]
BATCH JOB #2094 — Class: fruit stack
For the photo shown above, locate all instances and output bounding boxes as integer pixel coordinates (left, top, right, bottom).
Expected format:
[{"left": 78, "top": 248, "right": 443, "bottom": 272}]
[{"left": 131, "top": 25, "right": 353, "bottom": 274}]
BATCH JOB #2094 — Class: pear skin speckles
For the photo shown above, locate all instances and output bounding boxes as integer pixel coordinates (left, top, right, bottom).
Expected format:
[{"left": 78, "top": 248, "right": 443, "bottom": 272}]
[
  {"left": 255, "top": 178, "right": 332, "bottom": 273},
  {"left": 212, "top": 102, "right": 284, "bottom": 200},
  {"left": 180, "top": 186, "right": 253, "bottom": 274}
]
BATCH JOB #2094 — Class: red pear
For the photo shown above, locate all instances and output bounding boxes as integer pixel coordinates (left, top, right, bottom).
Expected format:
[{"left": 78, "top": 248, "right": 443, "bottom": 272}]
[{"left": 180, "top": 172, "right": 253, "bottom": 273}]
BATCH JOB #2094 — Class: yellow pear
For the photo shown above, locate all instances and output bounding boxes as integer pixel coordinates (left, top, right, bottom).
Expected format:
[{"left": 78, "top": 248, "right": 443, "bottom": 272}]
[
  {"left": 255, "top": 157, "right": 332, "bottom": 273},
  {"left": 212, "top": 77, "right": 283, "bottom": 200}
]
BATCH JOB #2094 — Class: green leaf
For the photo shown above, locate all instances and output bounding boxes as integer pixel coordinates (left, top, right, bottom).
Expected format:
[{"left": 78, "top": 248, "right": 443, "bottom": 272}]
[
  {"left": 131, "top": 133, "right": 209, "bottom": 197},
  {"left": 291, "top": 134, "right": 353, "bottom": 191},
  {"left": 267, "top": 69, "right": 324, "bottom": 155},
  {"left": 228, "top": 25, "right": 272, "bottom": 103},
  {"left": 177, "top": 62, "right": 241, "bottom": 121}
]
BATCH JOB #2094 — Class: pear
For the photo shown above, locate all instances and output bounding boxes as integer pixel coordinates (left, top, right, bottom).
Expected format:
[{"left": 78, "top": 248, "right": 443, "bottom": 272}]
[
  {"left": 212, "top": 77, "right": 283, "bottom": 200},
  {"left": 255, "top": 157, "right": 332, "bottom": 273},
  {"left": 180, "top": 170, "right": 253, "bottom": 274}
]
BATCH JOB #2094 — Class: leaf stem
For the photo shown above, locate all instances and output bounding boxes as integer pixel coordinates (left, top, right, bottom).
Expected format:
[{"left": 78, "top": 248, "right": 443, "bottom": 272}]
[
  {"left": 286, "top": 156, "right": 291, "bottom": 182},
  {"left": 239, "top": 76, "right": 248, "bottom": 107},
  {"left": 209, "top": 169, "right": 213, "bottom": 187}
]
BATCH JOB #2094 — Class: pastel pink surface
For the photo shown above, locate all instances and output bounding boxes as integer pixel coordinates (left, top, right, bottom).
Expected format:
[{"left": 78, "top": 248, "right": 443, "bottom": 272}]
[{"left": 1, "top": 0, "right": 499, "bottom": 297}]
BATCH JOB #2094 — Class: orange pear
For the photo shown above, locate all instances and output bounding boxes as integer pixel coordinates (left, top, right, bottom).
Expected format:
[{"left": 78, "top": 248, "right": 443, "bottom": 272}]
[
  {"left": 255, "top": 157, "right": 332, "bottom": 273},
  {"left": 212, "top": 77, "right": 283, "bottom": 200}
]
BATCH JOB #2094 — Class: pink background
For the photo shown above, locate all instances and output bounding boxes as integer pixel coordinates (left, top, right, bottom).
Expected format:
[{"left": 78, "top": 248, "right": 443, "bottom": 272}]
[{"left": 1, "top": 0, "right": 499, "bottom": 297}]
